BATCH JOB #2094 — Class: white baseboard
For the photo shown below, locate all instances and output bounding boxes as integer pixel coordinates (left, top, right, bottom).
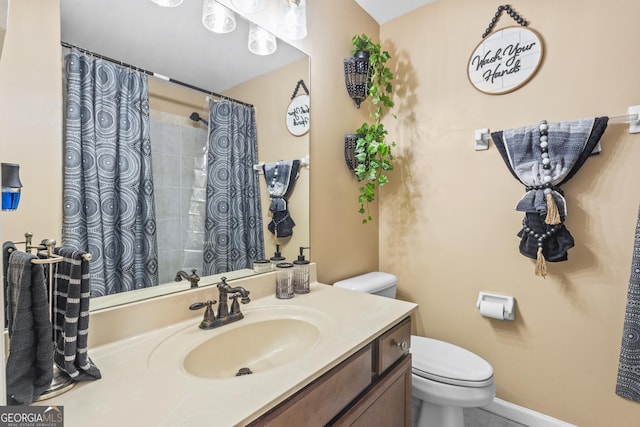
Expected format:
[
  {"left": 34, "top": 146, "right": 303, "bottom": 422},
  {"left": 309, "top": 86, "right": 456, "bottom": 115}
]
[{"left": 482, "top": 397, "right": 578, "bottom": 427}]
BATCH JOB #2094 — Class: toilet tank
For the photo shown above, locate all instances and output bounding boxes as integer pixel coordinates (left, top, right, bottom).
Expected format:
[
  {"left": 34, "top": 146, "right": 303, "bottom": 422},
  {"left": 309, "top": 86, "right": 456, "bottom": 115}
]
[{"left": 333, "top": 272, "right": 397, "bottom": 299}]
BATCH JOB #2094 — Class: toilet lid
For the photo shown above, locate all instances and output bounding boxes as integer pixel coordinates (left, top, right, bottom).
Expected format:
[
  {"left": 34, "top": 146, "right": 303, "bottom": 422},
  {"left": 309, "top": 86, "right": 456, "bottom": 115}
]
[{"left": 410, "top": 336, "right": 494, "bottom": 388}]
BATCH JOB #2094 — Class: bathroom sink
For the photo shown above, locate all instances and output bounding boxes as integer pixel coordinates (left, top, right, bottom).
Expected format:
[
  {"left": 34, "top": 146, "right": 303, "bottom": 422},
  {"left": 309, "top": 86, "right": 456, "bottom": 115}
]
[
  {"left": 184, "top": 318, "right": 320, "bottom": 378},
  {"left": 148, "top": 305, "right": 334, "bottom": 380}
]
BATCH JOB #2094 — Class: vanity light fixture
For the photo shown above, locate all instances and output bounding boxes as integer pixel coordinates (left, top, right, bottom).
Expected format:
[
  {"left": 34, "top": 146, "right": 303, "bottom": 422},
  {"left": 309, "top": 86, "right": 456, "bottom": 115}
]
[
  {"left": 150, "top": 0, "right": 184, "bottom": 7},
  {"left": 202, "top": 0, "right": 237, "bottom": 34},
  {"left": 231, "top": 0, "right": 266, "bottom": 14},
  {"left": 248, "top": 23, "right": 277, "bottom": 56},
  {"left": 1, "top": 163, "right": 22, "bottom": 211},
  {"left": 278, "top": 0, "right": 307, "bottom": 40}
]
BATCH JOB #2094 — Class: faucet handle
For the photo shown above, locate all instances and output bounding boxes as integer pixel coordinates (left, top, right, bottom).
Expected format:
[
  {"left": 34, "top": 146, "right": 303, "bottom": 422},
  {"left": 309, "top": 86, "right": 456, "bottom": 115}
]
[
  {"left": 229, "top": 294, "right": 241, "bottom": 315},
  {"left": 189, "top": 300, "right": 217, "bottom": 329}
]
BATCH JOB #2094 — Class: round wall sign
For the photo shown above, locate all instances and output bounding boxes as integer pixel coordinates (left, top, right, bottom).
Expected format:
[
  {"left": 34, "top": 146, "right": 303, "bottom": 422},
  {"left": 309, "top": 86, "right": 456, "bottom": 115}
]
[
  {"left": 286, "top": 94, "right": 310, "bottom": 136},
  {"left": 467, "top": 26, "right": 543, "bottom": 95}
]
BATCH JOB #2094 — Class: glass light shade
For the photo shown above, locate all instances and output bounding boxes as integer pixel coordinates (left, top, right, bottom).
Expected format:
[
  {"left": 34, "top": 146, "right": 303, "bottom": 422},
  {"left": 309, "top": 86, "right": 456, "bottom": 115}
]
[
  {"left": 150, "top": 0, "right": 184, "bottom": 7},
  {"left": 231, "top": 0, "right": 266, "bottom": 13},
  {"left": 248, "top": 23, "right": 277, "bottom": 56},
  {"left": 278, "top": 0, "right": 307, "bottom": 40},
  {"left": 202, "top": 0, "right": 236, "bottom": 34},
  {"left": 1, "top": 163, "right": 22, "bottom": 212}
]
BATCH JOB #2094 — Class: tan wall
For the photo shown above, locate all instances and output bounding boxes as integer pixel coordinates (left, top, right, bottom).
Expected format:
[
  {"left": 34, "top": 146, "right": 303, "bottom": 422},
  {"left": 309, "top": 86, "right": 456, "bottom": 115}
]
[
  {"left": 0, "top": 0, "right": 62, "bottom": 245},
  {"left": 291, "top": 0, "right": 380, "bottom": 284},
  {"left": 224, "top": 58, "right": 310, "bottom": 262},
  {"left": 380, "top": 0, "right": 640, "bottom": 425}
]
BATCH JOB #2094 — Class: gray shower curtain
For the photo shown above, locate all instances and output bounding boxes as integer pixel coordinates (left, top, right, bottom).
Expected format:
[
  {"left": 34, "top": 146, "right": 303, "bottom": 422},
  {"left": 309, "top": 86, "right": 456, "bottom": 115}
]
[
  {"left": 62, "top": 48, "right": 159, "bottom": 296},
  {"left": 203, "top": 100, "right": 264, "bottom": 275}
]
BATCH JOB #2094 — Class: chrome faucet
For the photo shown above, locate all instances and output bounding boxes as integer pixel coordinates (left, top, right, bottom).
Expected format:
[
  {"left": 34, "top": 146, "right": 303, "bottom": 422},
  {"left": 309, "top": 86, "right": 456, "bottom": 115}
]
[
  {"left": 175, "top": 269, "right": 200, "bottom": 288},
  {"left": 188, "top": 276, "right": 251, "bottom": 330}
]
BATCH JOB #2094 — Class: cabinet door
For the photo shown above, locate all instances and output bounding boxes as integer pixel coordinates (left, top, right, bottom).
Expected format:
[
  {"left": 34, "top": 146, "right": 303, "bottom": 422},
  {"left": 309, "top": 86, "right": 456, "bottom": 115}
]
[
  {"left": 332, "top": 354, "right": 412, "bottom": 427},
  {"left": 248, "top": 345, "right": 373, "bottom": 427}
]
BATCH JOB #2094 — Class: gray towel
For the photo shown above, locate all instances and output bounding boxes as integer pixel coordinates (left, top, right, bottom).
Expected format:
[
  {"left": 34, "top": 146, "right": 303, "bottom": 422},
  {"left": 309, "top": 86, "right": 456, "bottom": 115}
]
[
  {"left": 3, "top": 243, "right": 53, "bottom": 405},
  {"left": 491, "top": 117, "right": 608, "bottom": 264},
  {"left": 262, "top": 160, "right": 300, "bottom": 237},
  {"left": 617, "top": 204, "right": 640, "bottom": 401},
  {"left": 53, "top": 247, "right": 101, "bottom": 381}
]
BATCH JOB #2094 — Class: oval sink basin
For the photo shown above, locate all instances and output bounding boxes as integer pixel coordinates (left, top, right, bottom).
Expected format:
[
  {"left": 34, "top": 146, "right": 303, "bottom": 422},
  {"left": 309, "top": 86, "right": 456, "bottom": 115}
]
[
  {"left": 184, "top": 318, "right": 320, "bottom": 379},
  {"left": 147, "top": 305, "right": 334, "bottom": 381}
]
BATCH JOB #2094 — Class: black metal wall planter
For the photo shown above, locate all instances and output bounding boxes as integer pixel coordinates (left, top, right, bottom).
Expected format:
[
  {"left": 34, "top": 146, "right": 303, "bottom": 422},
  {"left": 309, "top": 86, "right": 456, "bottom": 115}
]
[
  {"left": 344, "top": 133, "right": 364, "bottom": 173},
  {"left": 343, "top": 51, "right": 371, "bottom": 108}
]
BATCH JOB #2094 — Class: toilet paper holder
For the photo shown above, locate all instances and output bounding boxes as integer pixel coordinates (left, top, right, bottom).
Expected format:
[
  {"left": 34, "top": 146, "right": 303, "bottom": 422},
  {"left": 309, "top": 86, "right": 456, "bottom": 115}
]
[{"left": 476, "top": 291, "right": 515, "bottom": 320}]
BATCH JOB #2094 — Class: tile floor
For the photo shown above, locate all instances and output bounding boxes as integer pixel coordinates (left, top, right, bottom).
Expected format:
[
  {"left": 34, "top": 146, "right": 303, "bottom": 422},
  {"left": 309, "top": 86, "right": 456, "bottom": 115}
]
[{"left": 463, "top": 407, "right": 528, "bottom": 427}]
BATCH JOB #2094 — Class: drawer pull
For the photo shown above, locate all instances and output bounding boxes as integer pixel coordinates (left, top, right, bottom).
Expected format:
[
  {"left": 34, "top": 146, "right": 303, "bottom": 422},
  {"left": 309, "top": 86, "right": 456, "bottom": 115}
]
[{"left": 396, "top": 340, "right": 408, "bottom": 352}]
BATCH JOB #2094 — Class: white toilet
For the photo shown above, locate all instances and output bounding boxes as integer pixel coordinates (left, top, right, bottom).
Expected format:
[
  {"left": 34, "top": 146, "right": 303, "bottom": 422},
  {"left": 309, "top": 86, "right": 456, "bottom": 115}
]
[{"left": 333, "top": 272, "right": 495, "bottom": 427}]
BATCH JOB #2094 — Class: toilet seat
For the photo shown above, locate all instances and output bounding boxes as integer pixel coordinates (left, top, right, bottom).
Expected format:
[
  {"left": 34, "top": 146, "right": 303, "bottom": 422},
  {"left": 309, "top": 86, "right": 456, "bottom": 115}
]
[{"left": 410, "top": 336, "right": 494, "bottom": 388}]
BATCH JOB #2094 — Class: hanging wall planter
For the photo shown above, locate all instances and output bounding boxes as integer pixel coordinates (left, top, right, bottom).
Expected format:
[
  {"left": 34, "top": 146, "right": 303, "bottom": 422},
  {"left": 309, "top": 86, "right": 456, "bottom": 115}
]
[
  {"left": 343, "top": 34, "right": 396, "bottom": 224},
  {"left": 344, "top": 133, "right": 364, "bottom": 172},
  {"left": 343, "top": 51, "right": 371, "bottom": 108}
]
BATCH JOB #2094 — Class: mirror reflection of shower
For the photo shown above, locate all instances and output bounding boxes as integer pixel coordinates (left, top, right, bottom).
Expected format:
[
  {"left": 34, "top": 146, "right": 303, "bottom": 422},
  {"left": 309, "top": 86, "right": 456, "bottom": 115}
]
[
  {"left": 180, "top": 111, "right": 209, "bottom": 280},
  {"left": 149, "top": 109, "right": 208, "bottom": 283},
  {"left": 189, "top": 112, "right": 208, "bottom": 126}
]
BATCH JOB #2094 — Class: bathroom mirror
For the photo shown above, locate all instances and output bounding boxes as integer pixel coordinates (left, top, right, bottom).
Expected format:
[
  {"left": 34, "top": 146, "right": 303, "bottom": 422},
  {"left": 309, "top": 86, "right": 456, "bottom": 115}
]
[
  {"left": 0, "top": 0, "right": 8, "bottom": 60},
  {"left": 60, "top": 0, "right": 310, "bottom": 309}
]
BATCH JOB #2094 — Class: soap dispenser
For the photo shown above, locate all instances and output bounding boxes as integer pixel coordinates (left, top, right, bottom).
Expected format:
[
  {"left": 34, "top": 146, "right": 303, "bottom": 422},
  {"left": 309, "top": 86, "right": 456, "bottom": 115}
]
[
  {"left": 269, "top": 244, "right": 286, "bottom": 270},
  {"left": 293, "top": 246, "right": 311, "bottom": 294}
]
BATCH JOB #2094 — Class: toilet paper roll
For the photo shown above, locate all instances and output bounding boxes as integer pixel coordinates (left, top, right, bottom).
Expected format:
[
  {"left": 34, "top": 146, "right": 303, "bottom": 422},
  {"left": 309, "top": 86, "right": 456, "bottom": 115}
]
[{"left": 479, "top": 300, "right": 505, "bottom": 320}]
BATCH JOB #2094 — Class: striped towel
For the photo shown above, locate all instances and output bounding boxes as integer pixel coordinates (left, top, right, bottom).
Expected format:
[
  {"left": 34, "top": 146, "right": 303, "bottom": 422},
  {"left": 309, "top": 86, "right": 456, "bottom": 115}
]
[
  {"left": 3, "top": 242, "right": 54, "bottom": 404},
  {"left": 53, "top": 247, "right": 101, "bottom": 381}
]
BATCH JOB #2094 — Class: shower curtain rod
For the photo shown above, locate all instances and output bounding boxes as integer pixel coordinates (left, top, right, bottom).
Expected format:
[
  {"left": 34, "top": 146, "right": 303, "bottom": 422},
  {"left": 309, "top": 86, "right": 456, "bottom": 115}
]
[{"left": 60, "top": 41, "right": 253, "bottom": 108}]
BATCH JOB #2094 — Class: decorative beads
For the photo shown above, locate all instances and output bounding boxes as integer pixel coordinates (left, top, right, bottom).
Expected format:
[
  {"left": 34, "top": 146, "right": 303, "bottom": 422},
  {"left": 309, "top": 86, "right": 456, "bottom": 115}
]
[
  {"left": 482, "top": 5, "right": 529, "bottom": 38},
  {"left": 522, "top": 217, "right": 561, "bottom": 248},
  {"left": 539, "top": 120, "right": 553, "bottom": 178}
]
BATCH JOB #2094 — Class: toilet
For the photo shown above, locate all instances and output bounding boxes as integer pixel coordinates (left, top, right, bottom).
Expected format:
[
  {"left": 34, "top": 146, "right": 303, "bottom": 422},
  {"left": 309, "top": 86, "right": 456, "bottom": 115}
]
[{"left": 333, "top": 272, "right": 495, "bottom": 427}]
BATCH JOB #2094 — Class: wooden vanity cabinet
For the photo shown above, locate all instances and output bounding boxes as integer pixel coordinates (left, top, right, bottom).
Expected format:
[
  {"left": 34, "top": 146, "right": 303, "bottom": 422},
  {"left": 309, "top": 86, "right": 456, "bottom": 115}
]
[{"left": 248, "top": 317, "right": 412, "bottom": 427}]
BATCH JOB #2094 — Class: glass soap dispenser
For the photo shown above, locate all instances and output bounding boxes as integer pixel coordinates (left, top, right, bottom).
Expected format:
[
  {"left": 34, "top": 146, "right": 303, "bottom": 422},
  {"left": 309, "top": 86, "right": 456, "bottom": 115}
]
[
  {"left": 270, "top": 244, "right": 286, "bottom": 270},
  {"left": 275, "top": 262, "right": 294, "bottom": 299},
  {"left": 293, "top": 246, "right": 310, "bottom": 294}
]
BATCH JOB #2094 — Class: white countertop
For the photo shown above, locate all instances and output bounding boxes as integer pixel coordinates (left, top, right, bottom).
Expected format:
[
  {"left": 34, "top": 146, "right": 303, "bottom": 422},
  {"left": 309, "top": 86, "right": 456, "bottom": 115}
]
[{"left": 43, "top": 276, "right": 417, "bottom": 427}]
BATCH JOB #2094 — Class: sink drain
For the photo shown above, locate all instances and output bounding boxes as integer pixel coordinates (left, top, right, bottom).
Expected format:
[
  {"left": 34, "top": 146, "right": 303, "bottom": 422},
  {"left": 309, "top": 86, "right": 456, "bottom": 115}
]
[{"left": 235, "top": 367, "right": 253, "bottom": 376}]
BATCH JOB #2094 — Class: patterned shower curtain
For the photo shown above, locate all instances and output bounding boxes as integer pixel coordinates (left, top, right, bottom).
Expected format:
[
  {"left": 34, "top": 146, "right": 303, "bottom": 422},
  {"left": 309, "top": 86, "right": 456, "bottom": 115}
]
[
  {"left": 203, "top": 100, "right": 264, "bottom": 275},
  {"left": 62, "top": 48, "right": 159, "bottom": 296}
]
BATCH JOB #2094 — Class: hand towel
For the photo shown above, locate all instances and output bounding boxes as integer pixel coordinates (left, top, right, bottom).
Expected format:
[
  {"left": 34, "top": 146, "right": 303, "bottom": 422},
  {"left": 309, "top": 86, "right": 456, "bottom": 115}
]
[
  {"left": 491, "top": 117, "right": 608, "bottom": 275},
  {"left": 53, "top": 247, "right": 101, "bottom": 381},
  {"left": 262, "top": 160, "right": 300, "bottom": 237},
  {"left": 3, "top": 243, "right": 54, "bottom": 405},
  {"left": 617, "top": 204, "right": 640, "bottom": 402}
]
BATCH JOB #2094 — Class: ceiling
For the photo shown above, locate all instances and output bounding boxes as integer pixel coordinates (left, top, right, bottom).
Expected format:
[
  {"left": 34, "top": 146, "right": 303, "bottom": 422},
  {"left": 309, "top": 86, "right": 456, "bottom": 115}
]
[
  {"left": 60, "top": 0, "right": 306, "bottom": 93},
  {"left": 355, "top": 0, "right": 436, "bottom": 24}
]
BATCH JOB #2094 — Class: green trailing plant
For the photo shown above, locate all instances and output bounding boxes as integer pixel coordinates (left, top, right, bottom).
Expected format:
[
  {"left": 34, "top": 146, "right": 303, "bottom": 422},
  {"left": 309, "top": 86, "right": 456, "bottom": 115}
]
[{"left": 351, "top": 34, "right": 396, "bottom": 224}]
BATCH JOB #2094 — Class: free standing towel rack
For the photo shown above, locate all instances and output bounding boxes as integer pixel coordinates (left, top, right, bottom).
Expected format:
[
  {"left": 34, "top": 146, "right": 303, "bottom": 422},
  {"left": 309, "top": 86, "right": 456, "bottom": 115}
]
[{"left": 5, "top": 232, "right": 91, "bottom": 401}]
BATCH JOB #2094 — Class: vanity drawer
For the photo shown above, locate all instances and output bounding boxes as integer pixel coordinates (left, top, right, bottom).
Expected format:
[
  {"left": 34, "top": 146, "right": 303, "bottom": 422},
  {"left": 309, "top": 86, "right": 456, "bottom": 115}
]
[{"left": 376, "top": 317, "right": 411, "bottom": 375}]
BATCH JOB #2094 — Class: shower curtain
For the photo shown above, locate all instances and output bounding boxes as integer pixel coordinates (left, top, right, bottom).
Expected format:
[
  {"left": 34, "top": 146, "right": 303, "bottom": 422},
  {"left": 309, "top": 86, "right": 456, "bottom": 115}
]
[
  {"left": 62, "top": 48, "right": 159, "bottom": 296},
  {"left": 203, "top": 100, "right": 264, "bottom": 275}
]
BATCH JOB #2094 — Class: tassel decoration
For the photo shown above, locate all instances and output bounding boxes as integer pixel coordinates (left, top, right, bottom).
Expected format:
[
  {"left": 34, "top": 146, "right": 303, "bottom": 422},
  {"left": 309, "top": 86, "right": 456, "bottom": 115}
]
[
  {"left": 545, "top": 192, "right": 561, "bottom": 225},
  {"left": 535, "top": 246, "right": 547, "bottom": 278}
]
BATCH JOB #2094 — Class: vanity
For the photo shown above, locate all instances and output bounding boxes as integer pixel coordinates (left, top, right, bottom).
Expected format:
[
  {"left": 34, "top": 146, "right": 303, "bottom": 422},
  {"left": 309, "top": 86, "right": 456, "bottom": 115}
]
[{"left": 42, "top": 265, "right": 417, "bottom": 426}]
